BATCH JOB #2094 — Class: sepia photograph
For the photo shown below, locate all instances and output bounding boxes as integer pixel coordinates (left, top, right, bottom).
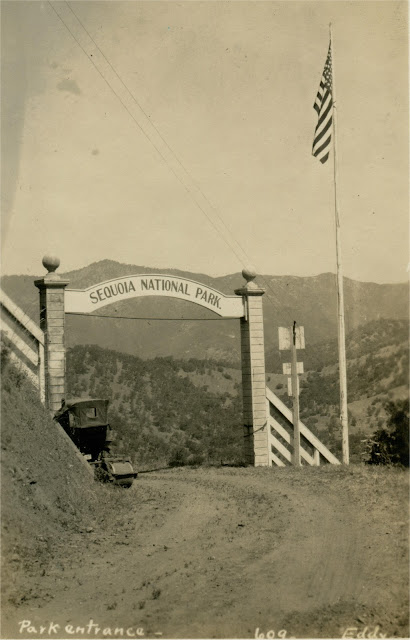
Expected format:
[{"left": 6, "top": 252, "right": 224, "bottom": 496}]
[{"left": 1, "top": 1, "right": 408, "bottom": 639}]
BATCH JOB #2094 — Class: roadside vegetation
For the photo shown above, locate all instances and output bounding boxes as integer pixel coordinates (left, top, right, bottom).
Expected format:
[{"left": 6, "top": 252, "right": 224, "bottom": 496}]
[{"left": 365, "top": 399, "right": 409, "bottom": 467}]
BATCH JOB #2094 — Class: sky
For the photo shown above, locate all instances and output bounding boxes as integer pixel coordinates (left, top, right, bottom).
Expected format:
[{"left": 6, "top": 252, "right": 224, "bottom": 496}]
[{"left": 1, "top": 0, "right": 408, "bottom": 283}]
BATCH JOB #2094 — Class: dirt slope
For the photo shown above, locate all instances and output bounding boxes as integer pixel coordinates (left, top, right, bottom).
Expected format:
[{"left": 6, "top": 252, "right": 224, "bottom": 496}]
[
  {"left": 1, "top": 360, "right": 122, "bottom": 629},
  {"left": 3, "top": 466, "right": 408, "bottom": 640}
]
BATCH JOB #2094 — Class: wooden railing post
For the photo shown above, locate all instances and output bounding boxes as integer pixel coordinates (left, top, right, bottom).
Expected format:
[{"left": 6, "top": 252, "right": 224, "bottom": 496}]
[
  {"left": 0, "top": 289, "right": 45, "bottom": 400},
  {"left": 266, "top": 386, "right": 340, "bottom": 466}
]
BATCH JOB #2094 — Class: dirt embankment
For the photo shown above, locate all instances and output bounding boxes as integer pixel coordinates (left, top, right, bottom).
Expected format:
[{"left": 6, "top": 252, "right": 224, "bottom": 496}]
[{"left": 1, "top": 362, "right": 123, "bottom": 627}]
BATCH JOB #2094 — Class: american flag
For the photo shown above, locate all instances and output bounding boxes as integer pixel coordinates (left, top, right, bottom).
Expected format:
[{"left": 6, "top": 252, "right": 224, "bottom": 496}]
[{"left": 312, "top": 42, "right": 333, "bottom": 164}]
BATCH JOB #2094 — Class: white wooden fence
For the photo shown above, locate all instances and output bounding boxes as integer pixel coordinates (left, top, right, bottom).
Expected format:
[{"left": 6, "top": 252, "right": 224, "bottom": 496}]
[
  {"left": 266, "top": 386, "right": 340, "bottom": 466},
  {"left": 0, "top": 289, "right": 45, "bottom": 404}
]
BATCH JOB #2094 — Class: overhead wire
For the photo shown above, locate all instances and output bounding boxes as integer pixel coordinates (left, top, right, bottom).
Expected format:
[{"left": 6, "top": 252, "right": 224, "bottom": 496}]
[
  {"left": 48, "top": 1, "right": 280, "bottom": 314},
  {"left": 48, "top": 2, "right": 246, "bottom": 268},
  {"left": 63, "top": 5, "right": 281, "bottom": 316},
  {"left": 64, "top": 1, "right": 251, "bottom": 267},
  {"left": 66, "top": 312, "right": 239, "bottom": 321}
]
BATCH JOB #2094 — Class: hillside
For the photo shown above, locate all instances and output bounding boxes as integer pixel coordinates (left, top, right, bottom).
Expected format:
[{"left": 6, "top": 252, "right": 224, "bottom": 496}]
[
  {"left": 1, "top": 260, "right": 407, "bottom": 363},
  {"left": 268, "top": 319, "right": 409, "bottom": 460},
  {"left": 0, "top": 352, "right": 130, "bottom": 629},
  {"left": 267, "top": 317, "right": 409, "bottom": 373}
]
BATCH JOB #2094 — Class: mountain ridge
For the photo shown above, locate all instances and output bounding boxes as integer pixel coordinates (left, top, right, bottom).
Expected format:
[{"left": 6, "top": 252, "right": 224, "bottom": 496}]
[
  {"left": 1, "top": 260, "right": 408, "bottom": 363},
  {"left": 4, "top": 258, "right": 407, "bottom": 286}
]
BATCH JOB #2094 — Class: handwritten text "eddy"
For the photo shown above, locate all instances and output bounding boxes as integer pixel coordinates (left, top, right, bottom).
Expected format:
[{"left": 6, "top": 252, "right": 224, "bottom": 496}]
[{"left": 342, "top": 627, "right": 388, "bottom": 639}]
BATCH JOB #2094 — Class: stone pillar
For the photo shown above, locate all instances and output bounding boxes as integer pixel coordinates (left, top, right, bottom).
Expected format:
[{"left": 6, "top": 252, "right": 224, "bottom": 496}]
[
  {"left": 34, "top": 256, "right": 69, "bottom": 414},
  {"left": 235, "top": 268, "right": 269, "bottom": 466}
]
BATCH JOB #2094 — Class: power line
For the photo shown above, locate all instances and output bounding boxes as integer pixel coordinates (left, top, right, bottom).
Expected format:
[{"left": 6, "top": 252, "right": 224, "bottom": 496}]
[
  {"left": 65, "top": 312, "right": 238, "bottom": 321},
  {"left": 65, "top": 1, "right": 252, "bottom": 268},
  {"left": 48, "top": 1, "right": 248, "bottom": 269},
  {"left": 47, "top": 1, "right": 280, "bottom": 315}
]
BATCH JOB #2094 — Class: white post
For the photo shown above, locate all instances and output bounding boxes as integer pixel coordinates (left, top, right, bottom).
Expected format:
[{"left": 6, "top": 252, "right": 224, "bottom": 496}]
[
  {"left": 330, "top": 23, "right": 349, "bottom": 464},
  {"left": 291, "top": 322, "right": 301, "bottom": 466}
]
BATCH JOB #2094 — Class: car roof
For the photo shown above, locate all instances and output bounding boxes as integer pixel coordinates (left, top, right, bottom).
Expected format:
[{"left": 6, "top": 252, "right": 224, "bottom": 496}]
[{"left": 55, "top": 398, "right": 109, "bottom": 416}]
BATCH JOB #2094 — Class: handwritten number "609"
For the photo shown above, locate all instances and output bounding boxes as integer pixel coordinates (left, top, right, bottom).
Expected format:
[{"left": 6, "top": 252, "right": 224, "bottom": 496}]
[{"left": 255, "top": 629, "right": 293, "bottom": 639}]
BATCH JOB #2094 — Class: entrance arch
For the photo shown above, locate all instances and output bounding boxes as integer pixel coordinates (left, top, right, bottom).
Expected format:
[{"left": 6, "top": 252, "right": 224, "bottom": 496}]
[{"left": 34, "top": 256, "right": 269, "bottom": 466}]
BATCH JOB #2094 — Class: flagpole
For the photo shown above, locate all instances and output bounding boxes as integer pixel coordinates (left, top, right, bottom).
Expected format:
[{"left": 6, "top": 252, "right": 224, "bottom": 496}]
[{"left": 330, "top": 23, "right": 349, "bottom": 464}]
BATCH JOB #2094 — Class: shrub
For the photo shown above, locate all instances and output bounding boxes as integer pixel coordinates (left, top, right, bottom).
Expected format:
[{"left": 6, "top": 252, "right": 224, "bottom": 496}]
[
  {"left": 366, "top": 399, "right": 409, "bottom": 466},
  {"left": 0, "top": 335, "right": 11, "bottom": 372},
  {"left": 187, "top": 452, "right": 205, "bottom": 466},
  {"left": 168, "top": 447, "right": 189, "bottom": 467}
]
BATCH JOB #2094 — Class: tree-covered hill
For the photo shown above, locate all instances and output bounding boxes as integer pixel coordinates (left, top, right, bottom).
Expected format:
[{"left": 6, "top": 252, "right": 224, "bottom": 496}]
[
  {"left": 269, "top": 319, "right": 408, "bottom": 461},
  {"left": 66, "top": 345, "right": 242, "bottom": 469},
  {"left": 266, "top": 317, "right": 409, "bottom": 373}
]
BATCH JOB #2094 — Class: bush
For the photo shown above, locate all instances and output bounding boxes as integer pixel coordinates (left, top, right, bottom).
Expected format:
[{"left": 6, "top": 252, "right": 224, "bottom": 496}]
[
  {"left": 168, "top": 447, "right": 189, "bottom": 467},
  {"left": 0, "top": 335, "right": 11, "bottom": 372},
  {"left": 366, "top": 399, "right": 409, "bottom": 466},
  {"left": 187, "top": 452, "right": 205, "bottom": 466}
]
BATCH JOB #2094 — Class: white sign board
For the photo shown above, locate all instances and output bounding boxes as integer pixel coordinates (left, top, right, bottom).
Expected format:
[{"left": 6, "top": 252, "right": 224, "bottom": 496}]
[
  {"left": 295, "top": 326, "right": 305, "bottom": 349},
  {"left": 278, "top": 326, "right": 305, "bottom": 350},
  {"left": 283, "top": 362, "right": 304, "bottom": 375},
  {"left": 65, "top": 275, "right": 245, "bottom": 318},
  {"left": 278, "top": 327, "right": 291, "bottom": 350},
  {"left": 287, "top": 377, "right": 300, "bottom": 397}
]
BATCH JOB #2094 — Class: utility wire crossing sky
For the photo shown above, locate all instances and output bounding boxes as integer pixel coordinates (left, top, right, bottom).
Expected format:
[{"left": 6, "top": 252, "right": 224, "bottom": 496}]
[{"left": 1, "top": 1, "right": 408, "bottom": 283}]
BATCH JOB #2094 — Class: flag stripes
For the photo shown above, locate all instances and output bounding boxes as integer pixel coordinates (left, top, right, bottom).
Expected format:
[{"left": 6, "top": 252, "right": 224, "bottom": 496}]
[{"left": 312, "top": 43, "right": 333, "bottom": 164}]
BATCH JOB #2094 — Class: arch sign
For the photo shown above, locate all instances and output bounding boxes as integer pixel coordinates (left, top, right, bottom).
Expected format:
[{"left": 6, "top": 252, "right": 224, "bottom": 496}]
[{"left": 65, "top": 274, "right": 245, "bottom": 318}]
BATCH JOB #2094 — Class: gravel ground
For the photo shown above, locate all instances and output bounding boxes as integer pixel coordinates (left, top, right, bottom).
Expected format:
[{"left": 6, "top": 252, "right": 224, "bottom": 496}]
[{"left": 2, "top": 465, "right": 408, "bottom": 639}]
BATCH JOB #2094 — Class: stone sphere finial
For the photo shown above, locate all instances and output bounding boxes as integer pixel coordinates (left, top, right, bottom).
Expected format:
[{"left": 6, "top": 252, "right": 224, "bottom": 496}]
[
  {"left": 42, "top": 255, "right": 60, "bottom": 273},
  {"left": 242, "top": 266, "right": 257, "bottom": 283}
]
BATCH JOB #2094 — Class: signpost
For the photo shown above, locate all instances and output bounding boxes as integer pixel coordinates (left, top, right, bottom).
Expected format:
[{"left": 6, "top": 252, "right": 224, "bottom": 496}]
[{"left": 279, "top": 322, "right": 305, "bottom": 466}]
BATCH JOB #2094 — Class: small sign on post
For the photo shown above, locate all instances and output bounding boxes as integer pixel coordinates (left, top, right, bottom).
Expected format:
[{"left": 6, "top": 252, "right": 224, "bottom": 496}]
[
  {"left": 278, "top": 323, "right": 305, "bottom": 467},
  {"left": 283, "top": 362, "right": 304, "bottom": 375},
  {"left": 287, "top": 377, "right": 300, "bottom": 397},
  {"left": 278, "top": 326, "right": 305, "bottom": 351}
]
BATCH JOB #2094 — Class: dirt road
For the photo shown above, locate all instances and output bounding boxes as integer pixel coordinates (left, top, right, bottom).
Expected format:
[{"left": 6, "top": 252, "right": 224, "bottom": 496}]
[{"left": 3, "top": 466, "right": 408, "bottom": 639}]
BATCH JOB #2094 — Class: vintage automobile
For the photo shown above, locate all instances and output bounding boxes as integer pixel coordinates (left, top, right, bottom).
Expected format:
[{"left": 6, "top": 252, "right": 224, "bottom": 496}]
[{"left": 54, "top": 397, "right": 137, "bottom": 488}]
